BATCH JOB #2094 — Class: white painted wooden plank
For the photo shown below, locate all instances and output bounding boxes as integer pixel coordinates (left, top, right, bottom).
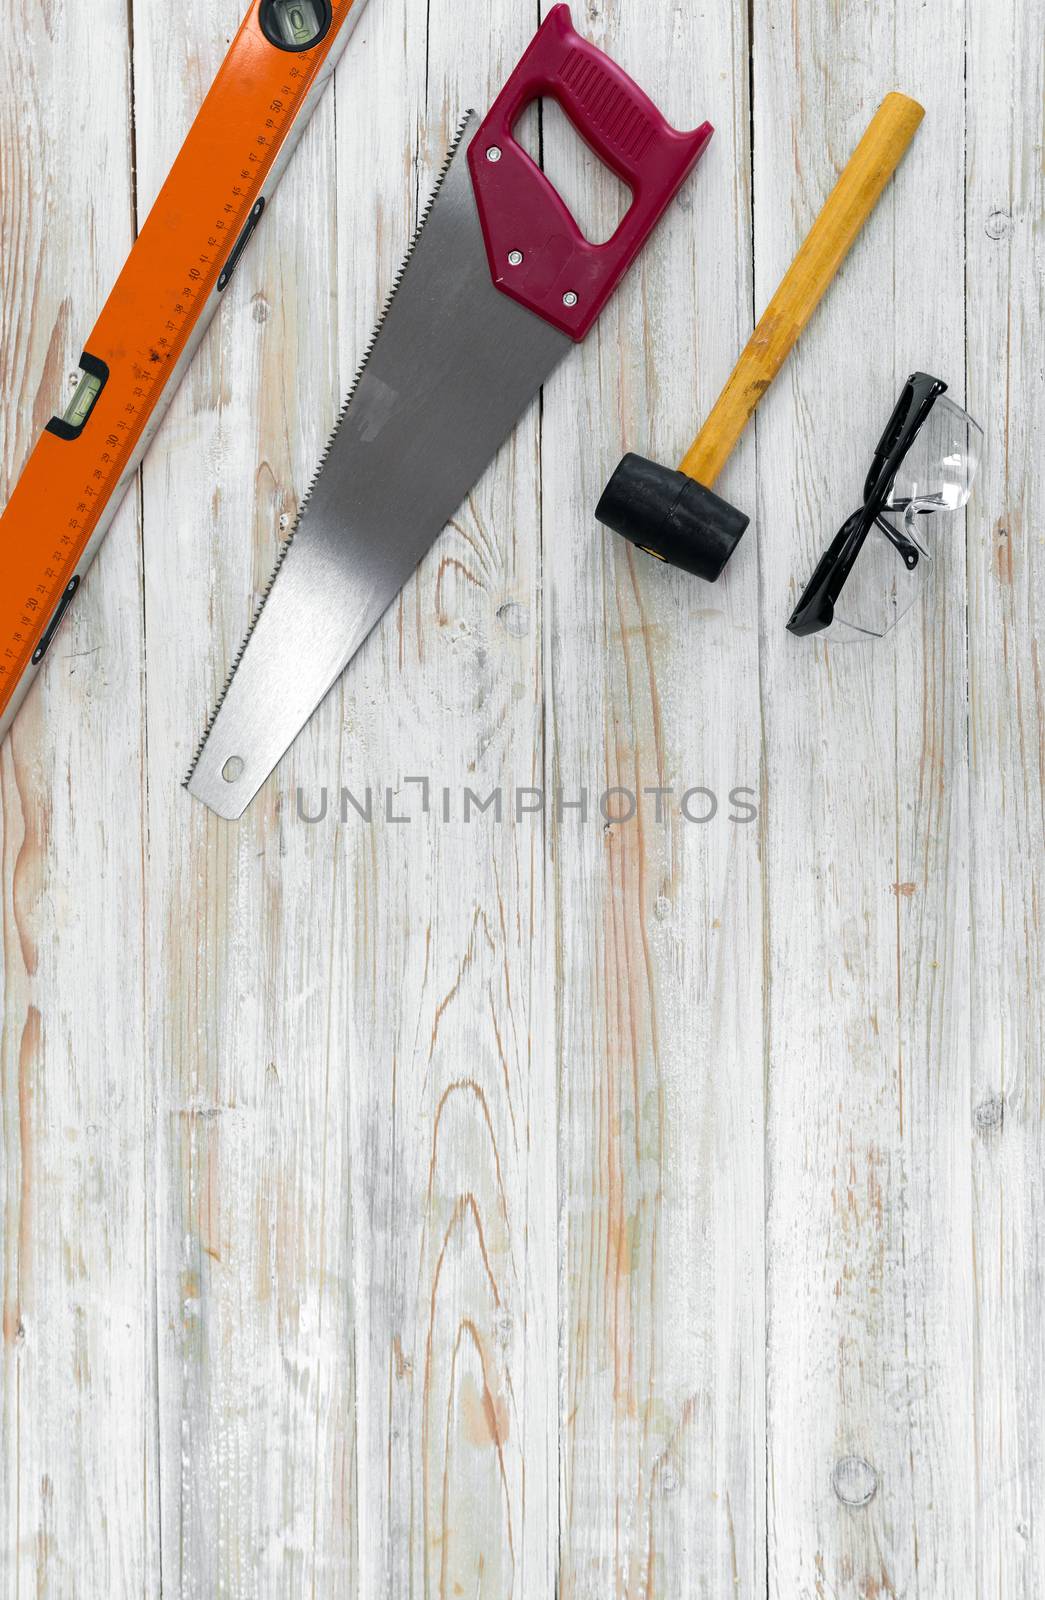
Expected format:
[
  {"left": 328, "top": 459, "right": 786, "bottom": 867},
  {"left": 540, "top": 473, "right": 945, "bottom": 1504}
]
[
  {"left": 0, "top": 2, "right": 157, "bottom": 1595},
  {"left": 966, "top": 0, "right": 1045, "bottom": 1593},
  {"left": 756, "top": 0, "right": 975, "bottom": 1593},
  {"left": 542, "top": 5, "right": 765, "bottom": 1596},
  {"left": 132, "top": 0, "right": 358, "bottom": 1590},
  {"left": 331, "top": 3, "right": 558, "bottom": 1594}
]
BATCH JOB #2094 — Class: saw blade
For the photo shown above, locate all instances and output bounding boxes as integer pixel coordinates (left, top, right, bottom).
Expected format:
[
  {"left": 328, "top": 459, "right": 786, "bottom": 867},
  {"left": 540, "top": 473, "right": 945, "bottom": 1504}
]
[{"left": 186, "top": 110, "right": 570, "bottom": 819}]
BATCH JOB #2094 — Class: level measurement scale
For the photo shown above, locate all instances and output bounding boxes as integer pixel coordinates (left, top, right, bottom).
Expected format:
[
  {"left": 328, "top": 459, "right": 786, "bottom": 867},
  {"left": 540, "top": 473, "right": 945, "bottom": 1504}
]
[{"left": 0, "top": 0, "right": 366, "bottom": 744}]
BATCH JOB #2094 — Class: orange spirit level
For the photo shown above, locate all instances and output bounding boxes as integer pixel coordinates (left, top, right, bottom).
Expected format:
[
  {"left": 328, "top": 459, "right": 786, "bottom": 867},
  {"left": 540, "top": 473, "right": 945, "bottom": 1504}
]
[{"left": 0, "top": 0, "right": 366, "bottom": 744}]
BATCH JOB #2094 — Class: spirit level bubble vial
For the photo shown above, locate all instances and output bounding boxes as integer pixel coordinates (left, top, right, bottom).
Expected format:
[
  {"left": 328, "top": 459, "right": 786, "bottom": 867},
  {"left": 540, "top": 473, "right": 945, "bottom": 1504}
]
[{"left": 0, "top": 0, "right": 367, "bottom": 745}]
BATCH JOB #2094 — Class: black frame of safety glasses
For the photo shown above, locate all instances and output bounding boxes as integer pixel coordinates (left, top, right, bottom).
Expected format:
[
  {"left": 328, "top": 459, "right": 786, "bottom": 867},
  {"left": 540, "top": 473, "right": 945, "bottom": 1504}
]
[{"left": 787, "top": 371, "right": 947, "bottom": 638}]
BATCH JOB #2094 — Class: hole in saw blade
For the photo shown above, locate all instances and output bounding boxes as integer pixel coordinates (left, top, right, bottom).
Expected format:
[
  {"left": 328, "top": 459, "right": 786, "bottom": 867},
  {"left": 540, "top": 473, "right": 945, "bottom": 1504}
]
[
  {"left": 513, "top": 97, "right": 632, "bottom": 246},
  {"left": 222, "top": 757, "right": 245, "bottom": 784}
]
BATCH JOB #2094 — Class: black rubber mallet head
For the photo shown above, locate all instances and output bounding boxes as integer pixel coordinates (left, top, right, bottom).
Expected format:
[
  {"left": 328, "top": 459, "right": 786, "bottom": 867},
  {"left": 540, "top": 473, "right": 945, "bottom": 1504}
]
[{"left": 596, "top": 92, "right": 926, "bottom": 581}]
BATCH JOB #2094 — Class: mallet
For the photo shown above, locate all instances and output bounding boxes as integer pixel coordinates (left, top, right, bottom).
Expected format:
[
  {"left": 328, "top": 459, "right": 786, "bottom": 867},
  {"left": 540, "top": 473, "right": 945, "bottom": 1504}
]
[{"left": 596, "top": 92, "right": 925, "bottom": 579}]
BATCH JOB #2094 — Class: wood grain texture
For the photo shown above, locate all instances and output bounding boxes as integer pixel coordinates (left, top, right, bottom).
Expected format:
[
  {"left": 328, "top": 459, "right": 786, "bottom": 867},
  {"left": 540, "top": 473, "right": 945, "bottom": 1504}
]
[
  {"left": 758, "top": 1, "right": 975, "bottom": 1594},
  {"left": 543, "top": 5, "right": 765, "bottom": 1595},
  {"left": 966, "top": 0, "right": 1045, "bottom": 1594},
  {"left": 0, "top": 0, "right": 1042, "bottom": 1595},
  {"left": 332, "top": 3, "right": 557, "bottom": 1595},
  {"left": 134, "top": 0, "right": 356, "bottom": 1590},
  {"left": 0, "top": 2, "right": 157, "bottom": 1595}
]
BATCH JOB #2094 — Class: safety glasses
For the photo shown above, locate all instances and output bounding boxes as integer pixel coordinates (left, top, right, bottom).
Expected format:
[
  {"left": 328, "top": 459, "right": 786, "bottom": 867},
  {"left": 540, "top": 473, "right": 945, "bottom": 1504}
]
[{"left": 787, "top": 372, "right": 983, "bottom": 640}]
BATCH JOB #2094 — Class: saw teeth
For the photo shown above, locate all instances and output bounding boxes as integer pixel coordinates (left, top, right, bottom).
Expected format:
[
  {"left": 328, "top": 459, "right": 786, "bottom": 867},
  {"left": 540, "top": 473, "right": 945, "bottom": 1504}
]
[{"left": 183, "top": 111, "right": 477, "bottom": 789}]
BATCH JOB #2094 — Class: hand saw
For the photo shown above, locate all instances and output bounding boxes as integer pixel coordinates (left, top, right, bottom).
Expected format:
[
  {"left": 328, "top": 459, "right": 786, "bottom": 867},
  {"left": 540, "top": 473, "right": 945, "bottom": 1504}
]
[
  {"left": 0, "top": 0, "right": 367, "bottom": 746},
  {"left": 187, "top": 3, "right": 713, "bottom": 818}
]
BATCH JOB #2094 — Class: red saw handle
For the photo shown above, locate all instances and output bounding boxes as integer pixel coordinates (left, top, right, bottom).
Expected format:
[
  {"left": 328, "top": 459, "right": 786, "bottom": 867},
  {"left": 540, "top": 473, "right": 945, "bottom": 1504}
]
[{"left": 467, "top": 3, "right": 712, "bottom": 340}]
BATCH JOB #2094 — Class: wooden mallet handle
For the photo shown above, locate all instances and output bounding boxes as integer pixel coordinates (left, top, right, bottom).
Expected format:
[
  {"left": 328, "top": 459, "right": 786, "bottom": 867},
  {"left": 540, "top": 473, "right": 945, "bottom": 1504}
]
[{"left": 680, "top": 92, "right": 924, "bottom": 489}]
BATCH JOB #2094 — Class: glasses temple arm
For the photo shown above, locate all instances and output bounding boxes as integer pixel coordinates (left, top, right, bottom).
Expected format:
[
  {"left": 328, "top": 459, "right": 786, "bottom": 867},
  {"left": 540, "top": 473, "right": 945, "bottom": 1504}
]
[{"left": 874, "top": 511, "right": 921, "bottom": 568}]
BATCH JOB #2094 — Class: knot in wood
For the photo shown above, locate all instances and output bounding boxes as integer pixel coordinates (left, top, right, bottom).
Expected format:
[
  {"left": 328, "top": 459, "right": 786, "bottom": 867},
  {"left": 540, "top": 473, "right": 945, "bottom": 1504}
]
[{"left": 831, "top": 1455, "right": 878, "bottom": 1507}]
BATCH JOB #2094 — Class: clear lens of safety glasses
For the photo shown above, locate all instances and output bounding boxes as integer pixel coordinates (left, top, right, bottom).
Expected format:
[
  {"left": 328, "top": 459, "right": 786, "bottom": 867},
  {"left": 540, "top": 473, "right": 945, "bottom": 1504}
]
[
  {"left": 787, "top": 376, "right": 983, "bottom": 642},
  {"left": 886, "top": 394, "right": 983, "bottom": 519},
  {"left": 825, "top": 512, "right": 934, "bottom": 641}
]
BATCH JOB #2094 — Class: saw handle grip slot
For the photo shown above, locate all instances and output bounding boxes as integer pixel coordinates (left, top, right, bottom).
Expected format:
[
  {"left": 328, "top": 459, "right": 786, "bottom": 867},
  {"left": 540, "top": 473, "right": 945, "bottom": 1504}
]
[
  {"left": 46, "top": 353, "right": 110, "bottom": 442},
  {"left": 467, "top": 3, "right": 712, "bottom": 340}
]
